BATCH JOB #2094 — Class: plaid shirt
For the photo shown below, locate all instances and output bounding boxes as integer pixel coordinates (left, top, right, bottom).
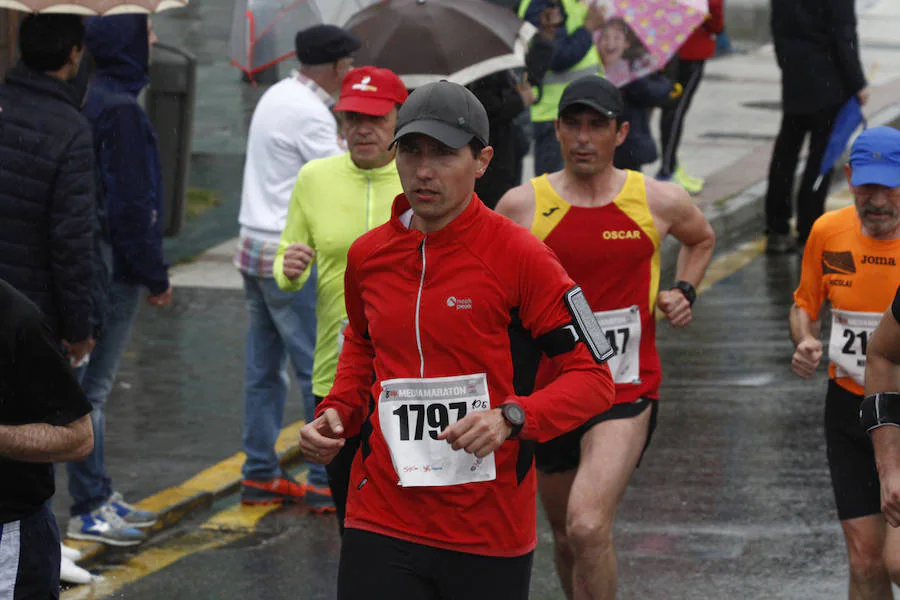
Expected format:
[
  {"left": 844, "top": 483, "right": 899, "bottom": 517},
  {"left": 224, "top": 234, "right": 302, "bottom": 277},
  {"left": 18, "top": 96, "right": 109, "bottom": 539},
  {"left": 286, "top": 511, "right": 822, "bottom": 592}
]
[
  {"left": 234, "top": 236, "right": 278, "bottom": 278},
  {"left": 292, "top": 69, "right": 336, "bottom": 109},
  {"left": 235, "top": 71, "right": 337, "bottom": 279}
]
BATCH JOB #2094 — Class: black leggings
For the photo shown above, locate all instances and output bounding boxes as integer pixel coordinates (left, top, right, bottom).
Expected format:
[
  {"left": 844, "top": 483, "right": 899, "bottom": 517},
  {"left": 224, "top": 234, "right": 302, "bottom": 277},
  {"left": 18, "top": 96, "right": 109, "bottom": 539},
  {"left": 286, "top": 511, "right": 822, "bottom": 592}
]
[
  {"left": 338, "top": 529, "right": 533, "bottom": 600},
  {"left": 658, "top": 58, "right": 706, "bottom": 178},
  {"left": 764, "top": 104, "right": 841, "bottom": 242},
  {"left": 315, "top": 395, "right": 360, "bottom": 534}
]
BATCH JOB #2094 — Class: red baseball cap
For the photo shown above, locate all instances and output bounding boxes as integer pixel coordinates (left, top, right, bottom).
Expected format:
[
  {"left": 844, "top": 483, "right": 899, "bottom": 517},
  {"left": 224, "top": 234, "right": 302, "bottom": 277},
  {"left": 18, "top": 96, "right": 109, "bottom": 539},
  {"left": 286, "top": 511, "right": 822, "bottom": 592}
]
[{"left": 334, "top": 66, "right": 409, "bottom": 116}]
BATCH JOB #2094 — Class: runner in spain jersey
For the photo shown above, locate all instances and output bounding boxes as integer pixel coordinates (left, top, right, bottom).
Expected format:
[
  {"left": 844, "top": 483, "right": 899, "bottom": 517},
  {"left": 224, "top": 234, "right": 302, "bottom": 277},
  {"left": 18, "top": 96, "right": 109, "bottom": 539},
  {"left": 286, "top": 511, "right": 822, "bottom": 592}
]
[{"left": 496, "top": 75, "right": 715, "bottom": 600}]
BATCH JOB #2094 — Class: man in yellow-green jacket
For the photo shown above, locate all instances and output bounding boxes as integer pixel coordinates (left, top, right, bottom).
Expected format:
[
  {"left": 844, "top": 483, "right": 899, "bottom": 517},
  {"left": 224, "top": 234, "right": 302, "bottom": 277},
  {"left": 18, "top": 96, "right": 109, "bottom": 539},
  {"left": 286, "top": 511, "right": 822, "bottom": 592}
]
[
  {"left": 520, "top": 0, "right": 606, "bottom": 175},
  {"left": 274, "top": 66, "right": 408, "bottom": 529}
]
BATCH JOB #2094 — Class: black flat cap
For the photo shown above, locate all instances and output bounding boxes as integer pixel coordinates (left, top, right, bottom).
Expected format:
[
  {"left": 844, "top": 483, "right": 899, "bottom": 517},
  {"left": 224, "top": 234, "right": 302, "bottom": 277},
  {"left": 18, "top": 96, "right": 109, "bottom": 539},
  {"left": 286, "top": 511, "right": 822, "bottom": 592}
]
[{"left": 295, "top": 24, "right": 361, "bottom": 65}]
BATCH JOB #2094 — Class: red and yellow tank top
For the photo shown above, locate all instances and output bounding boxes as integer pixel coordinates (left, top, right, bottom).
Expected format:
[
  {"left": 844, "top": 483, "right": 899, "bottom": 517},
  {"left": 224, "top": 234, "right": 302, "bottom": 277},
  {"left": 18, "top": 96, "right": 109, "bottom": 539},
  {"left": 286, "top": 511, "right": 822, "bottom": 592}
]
[{"left": 530, "top": 171, "right": 662, "bottom": 404}]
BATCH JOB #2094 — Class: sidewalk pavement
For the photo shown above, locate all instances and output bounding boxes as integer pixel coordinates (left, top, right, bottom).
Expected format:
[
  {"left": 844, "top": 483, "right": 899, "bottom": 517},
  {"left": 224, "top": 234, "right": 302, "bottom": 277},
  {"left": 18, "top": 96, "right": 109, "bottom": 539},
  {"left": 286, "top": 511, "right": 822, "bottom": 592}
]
[
  {"left": 56, "top": 0, "right": 900, "bottom": 561},
  {"left": 166, "top": 0, "right": 900, "bottom": 290}
]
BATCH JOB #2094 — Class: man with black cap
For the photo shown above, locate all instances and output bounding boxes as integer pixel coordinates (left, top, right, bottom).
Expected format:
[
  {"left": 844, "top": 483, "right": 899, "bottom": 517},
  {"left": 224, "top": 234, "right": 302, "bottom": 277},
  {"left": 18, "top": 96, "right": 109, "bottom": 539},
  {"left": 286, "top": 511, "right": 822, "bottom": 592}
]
[
  {"left": 235, "top": 24, "right": 360, "bottom": 508},
  {"left": 298, "top": 80, "right": 615, "bottom": 600},
  {"left": 497, "top": 74, "right": 715, "bottom": 600}
]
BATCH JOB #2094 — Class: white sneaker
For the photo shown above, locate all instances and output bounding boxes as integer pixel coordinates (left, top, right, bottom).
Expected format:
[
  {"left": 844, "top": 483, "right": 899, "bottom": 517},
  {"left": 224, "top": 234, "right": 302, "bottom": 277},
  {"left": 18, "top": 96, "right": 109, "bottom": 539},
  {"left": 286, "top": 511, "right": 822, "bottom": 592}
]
[
  {"left": 60, "top": 543, "right": 82, "bottom": 562},
  {"left": 60, "top": 555, "right": 93, "bottom": 584}
]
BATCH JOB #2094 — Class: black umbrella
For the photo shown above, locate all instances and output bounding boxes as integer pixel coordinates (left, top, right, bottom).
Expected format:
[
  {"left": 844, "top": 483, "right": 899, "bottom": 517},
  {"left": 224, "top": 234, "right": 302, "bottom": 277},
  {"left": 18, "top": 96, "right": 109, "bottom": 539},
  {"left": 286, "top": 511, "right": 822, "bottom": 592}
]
[{"left": 346, "top": 0, "right": 536, "bottom": 88}]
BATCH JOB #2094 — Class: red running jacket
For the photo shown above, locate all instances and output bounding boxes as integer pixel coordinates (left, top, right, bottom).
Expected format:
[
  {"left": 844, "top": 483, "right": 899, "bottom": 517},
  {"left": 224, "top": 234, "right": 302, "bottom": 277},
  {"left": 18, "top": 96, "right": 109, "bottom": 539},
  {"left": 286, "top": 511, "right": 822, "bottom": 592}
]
[
  {"left": 679, "top": 0, "right": 725, "bottom": 61},
  {"left": 318, "top": 193, "right": 614, "bottom": 557}
]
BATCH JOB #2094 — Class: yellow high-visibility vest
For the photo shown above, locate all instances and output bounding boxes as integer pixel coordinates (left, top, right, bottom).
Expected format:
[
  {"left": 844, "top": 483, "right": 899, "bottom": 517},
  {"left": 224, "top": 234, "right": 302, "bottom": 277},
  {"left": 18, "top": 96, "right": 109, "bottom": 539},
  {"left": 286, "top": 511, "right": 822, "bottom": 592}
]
[{"left": 519, "top": 0, "right": 604, "bottom": 122}]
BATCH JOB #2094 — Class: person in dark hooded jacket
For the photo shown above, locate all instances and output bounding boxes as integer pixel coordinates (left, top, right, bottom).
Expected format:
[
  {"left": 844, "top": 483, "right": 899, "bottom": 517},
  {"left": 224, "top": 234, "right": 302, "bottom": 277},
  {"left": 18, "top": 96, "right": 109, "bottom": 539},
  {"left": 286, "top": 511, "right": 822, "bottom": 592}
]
[
  {"left": 65, "top": 14, "right": 171, "bottom": 548},
  {"left": 0, "top": 15, "right": 97, "bottom": 364},
  {"left": 614, "top": 73, "right": 681, "bottom": 172}
]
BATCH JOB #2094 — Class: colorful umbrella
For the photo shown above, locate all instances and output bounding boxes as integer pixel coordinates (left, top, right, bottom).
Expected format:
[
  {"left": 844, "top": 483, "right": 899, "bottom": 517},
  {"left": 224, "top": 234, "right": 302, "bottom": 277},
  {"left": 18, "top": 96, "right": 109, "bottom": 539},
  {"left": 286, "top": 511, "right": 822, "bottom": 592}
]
[
  {"left": 0, "top": 0, "right": 187, "bottom": 13},
  {"left": 591, "top": 0, "right": 708, "bottom": 88},
  {"left": 345, "top": 0, "right": 536, "bottom": 89},
  {"left": 230, "top": 0, "right": 383, "bottom": 82}
]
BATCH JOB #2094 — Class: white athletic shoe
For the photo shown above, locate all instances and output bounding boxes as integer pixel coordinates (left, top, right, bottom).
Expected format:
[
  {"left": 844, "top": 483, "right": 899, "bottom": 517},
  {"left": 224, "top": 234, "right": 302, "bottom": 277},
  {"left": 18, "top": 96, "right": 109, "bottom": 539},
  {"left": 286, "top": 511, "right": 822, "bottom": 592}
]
[
  {"left": 60, "top": 543, "right": 82, "bottom": 562},
  {"left": 60, "top": 555, "right": 93, "bottom": 585}
]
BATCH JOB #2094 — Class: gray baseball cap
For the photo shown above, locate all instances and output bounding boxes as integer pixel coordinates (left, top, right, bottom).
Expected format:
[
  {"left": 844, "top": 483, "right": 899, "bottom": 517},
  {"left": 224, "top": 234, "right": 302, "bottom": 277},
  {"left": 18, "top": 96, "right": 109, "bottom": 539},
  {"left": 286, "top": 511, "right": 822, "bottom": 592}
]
[{"left": 392, "top": 81, "right": 490, "bottom": 149}]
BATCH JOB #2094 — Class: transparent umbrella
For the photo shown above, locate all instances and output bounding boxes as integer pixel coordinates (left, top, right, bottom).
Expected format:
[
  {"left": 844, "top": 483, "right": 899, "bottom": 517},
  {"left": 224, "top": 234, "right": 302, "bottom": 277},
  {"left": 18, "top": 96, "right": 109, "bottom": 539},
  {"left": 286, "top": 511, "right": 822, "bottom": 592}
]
[
  {"left": 317, "top": 0, "right": 384, "bottom": 26},
  {"left": 230, "top": 0, "right": 383, "bottom": 82}
]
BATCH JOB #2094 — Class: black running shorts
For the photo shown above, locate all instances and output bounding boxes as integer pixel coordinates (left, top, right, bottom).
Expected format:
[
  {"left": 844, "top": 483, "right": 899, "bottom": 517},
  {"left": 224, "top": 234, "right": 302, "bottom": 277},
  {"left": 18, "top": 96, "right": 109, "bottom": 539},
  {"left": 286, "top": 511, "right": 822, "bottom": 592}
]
[
  {"left": 825, "top": 380, "right": 882, "bottom": 521},
  {"left": 535, "top": 397, "right": 658, "bottom": 474},
  {"left": 338, "top": 529, "right": 533, "bottom": 600}
]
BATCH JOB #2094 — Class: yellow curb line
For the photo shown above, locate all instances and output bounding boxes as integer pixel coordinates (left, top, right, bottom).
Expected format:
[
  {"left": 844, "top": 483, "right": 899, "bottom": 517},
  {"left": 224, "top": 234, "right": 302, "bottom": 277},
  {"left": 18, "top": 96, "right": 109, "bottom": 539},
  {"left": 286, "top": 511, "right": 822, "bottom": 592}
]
[
  {"left": 60, "top": 505, "right": 282, "bottom": 600},
  {"left": 65, "top": 420, "right": 307, "bottom": 562}
]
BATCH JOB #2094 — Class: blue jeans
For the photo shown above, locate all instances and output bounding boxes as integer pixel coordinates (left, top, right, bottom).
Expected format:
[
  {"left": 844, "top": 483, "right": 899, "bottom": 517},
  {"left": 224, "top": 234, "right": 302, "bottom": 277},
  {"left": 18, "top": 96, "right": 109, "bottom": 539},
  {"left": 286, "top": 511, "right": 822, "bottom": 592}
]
[
  {"left": 67, "top": 281, "right": 142, "bottom": 516},
  {"left": 533, "top": 120, "right": 563, "bottom": 176},
  {"left": 241, "top": 271, "right": 327, "bottom": 487}
]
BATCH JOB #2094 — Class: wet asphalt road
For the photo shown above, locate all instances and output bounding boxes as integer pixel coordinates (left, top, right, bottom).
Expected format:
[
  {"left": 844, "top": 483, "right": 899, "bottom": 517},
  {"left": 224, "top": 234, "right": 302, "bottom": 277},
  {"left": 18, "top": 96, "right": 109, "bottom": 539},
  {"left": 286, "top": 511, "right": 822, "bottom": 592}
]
[{"left": 61, "top": 249, "right": 871, "bottom": 599}]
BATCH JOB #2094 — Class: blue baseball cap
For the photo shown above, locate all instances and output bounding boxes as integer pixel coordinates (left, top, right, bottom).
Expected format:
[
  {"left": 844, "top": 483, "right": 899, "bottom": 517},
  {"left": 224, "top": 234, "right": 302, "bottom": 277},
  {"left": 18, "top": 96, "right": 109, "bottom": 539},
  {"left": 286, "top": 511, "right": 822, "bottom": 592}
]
[{"left": 850, "top": 126, "right": 900, "bottom": 188}]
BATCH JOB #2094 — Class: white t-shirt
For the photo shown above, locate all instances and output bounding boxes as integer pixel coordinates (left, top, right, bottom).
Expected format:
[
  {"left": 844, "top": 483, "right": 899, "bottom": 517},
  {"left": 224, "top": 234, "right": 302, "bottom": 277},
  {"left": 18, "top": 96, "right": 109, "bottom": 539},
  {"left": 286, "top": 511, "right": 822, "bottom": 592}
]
[{"left": 238, "top": 74, "right": 343, "bottom": 242}]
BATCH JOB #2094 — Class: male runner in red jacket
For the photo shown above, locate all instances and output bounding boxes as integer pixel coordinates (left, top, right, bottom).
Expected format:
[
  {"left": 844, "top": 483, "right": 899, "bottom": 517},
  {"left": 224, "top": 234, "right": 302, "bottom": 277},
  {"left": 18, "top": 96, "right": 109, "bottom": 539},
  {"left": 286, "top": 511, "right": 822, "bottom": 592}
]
[{"left": 300, "top": 80, "right": 616, "bottom": 600}]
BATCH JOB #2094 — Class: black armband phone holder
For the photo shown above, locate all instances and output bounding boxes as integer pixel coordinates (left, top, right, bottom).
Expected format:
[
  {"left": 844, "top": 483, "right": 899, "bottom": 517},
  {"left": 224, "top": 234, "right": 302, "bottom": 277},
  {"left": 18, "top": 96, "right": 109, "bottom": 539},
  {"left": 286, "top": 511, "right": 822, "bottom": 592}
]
[
  {"left": 859, "top": 392, "right": 900, "bottom": 433},
  {"left": 536, "top": 287, "right": 615, "bottom": 364}
]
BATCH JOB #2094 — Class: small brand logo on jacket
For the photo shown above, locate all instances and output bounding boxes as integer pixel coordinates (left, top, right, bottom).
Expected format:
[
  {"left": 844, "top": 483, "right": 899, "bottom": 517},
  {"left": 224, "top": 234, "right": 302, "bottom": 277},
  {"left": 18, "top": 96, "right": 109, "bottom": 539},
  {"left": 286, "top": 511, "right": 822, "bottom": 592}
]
[
  {"left": 822, "top": 250, "right": 856, "bottom": 274},
  {"left": 446, "top": 296, "right": 472, "bottom": 310}
]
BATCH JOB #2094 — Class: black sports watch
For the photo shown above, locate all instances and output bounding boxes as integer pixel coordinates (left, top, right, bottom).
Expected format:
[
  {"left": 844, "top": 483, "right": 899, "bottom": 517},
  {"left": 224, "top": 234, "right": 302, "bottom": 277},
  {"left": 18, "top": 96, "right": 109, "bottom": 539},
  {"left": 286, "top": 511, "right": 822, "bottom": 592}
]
[
  {"left": 671, "top": 280, "right": 697, "bottom": 307},
  {"left": 500, "top": 402, "right": 526, "bottom": 439}
]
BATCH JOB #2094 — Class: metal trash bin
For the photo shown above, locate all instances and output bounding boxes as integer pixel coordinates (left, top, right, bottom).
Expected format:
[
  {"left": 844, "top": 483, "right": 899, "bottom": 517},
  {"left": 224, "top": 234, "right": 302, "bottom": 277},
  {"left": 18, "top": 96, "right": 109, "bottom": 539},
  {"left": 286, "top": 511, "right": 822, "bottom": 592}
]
[{"left": 146, "top": 43, "right": 197, "bottom": 237}]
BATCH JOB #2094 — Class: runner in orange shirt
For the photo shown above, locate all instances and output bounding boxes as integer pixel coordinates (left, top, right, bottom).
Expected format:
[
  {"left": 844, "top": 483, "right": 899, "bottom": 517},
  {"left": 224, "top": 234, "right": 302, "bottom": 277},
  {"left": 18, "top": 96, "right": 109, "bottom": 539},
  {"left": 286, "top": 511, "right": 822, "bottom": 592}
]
[{"left": 791, "top": 126, "right": 900, "bottom": 599}]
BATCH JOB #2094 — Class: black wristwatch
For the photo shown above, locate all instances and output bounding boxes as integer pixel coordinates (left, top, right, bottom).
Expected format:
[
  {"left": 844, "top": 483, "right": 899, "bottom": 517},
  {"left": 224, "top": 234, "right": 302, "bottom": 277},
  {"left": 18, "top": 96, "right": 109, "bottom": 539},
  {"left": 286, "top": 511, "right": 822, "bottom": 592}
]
[
  {"left": 500, "top": 402, "right": 526, "bottom": 439},
  {"left": 671, "top": 280, "right": 697, "bottom": 307}
]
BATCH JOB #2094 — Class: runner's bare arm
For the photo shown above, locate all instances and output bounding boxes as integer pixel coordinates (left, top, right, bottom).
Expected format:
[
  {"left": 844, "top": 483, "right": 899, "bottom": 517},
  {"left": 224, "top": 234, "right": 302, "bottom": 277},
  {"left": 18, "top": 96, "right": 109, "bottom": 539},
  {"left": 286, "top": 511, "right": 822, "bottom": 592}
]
[
  {"left": 864, "top": 306, "right": 900, "bottom": 527},
  {"left": 865, "top": 306, "right": 900, "bottom": 395},
  {"left": 495, "top": 184, "right": 537, "bottom": 229},
  {"left": 648, "top": 180, "right": 715, "bottom": 328},
  {"left": 789, "top": 303, "right": 823, "bottom": 379},
  {"left": 789, "top": 303, "right": 822, "bottom": 346},
  {"left": 872, "top": 426, "right": 900, "bottom": 527},
  {"left": 650, "top": 180, "right": 715, "bottom": 287}
]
